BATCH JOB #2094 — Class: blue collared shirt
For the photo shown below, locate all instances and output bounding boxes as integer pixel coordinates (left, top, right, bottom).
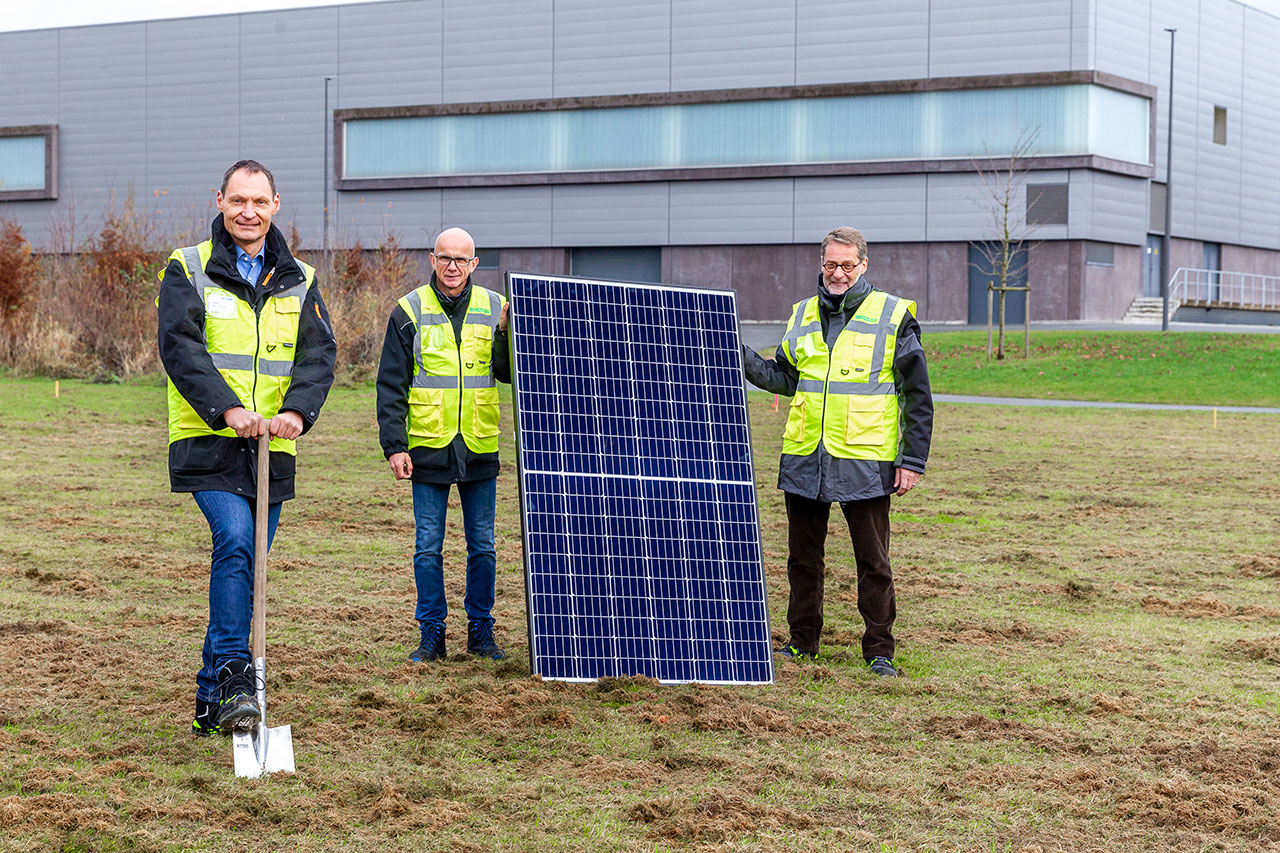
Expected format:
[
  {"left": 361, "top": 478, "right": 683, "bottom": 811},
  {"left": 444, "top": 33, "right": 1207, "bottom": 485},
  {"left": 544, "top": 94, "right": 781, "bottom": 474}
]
[{"left": 236, "top": 245, "right": 265, "bottom": 286}]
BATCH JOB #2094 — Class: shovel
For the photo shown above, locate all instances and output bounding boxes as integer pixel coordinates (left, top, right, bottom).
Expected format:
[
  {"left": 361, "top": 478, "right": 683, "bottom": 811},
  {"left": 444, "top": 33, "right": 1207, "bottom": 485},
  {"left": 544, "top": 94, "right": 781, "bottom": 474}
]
[{"left": 232, "top": 425, "right": 296, "bottom": 778}]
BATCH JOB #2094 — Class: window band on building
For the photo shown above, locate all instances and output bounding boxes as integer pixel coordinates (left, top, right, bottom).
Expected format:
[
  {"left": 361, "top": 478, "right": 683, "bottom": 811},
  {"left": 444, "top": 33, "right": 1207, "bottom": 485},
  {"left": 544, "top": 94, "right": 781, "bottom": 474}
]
[{"left": 335, "top": 72, "right": 1154, "bottom": 191}]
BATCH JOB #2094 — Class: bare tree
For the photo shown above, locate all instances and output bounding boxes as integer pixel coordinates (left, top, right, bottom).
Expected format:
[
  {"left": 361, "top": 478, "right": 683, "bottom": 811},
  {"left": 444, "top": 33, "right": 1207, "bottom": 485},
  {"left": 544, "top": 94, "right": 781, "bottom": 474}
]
[{"left": 970, "top": 130, "right": 1040, "bottom": 360}]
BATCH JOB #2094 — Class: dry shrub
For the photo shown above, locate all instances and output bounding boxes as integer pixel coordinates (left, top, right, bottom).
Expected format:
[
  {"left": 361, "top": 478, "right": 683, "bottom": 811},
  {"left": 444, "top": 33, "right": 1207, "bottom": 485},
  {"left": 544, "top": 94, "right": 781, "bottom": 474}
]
[
  {"left": 8, "top": 192, "right": 169, "bottom": 379},
  {"left": 75, "top": 194, "right": 167, "bottom": 377},
  {"left": 0, "top": 218, "right": 42, "bottom": 362},
  {"left": 307, "top": 233, "right": 416, "bottom": 381},
  {"left": 2, "top": 202, "right": 412, "bottom": 380},
  {"left": 5, "top": 313, "right": 79, "bottom": 377}
]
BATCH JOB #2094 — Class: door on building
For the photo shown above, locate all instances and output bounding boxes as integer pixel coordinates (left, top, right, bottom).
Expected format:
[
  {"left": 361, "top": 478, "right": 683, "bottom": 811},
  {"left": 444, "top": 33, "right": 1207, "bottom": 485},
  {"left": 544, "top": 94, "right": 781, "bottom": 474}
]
[
  {"left": 1201, "top": 241, "right": 1221, "bottom": 302},
  {"left": 1143, "top": 234, "right": 1162, "bottom": 297},
  {"left": 967, "top": 243, "right": 1026, "bottom": 325}
]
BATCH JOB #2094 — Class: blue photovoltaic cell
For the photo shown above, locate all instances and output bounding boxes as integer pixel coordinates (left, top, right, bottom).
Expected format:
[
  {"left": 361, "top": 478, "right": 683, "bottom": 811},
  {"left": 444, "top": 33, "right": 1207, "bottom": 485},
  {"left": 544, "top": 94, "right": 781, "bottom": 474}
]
[{"left": 509, "top": 273, "right": 773, "bottom": 684}]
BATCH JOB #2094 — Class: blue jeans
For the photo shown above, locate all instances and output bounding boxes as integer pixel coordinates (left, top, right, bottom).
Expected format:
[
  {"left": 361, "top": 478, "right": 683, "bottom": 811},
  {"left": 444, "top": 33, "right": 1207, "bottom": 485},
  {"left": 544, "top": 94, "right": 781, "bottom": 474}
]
[
  {"left": 411, "top": 478, "right": 497, "bottom": 628},
  {"left": 192, "top": 491, "right": 281, "bottom": 702}
]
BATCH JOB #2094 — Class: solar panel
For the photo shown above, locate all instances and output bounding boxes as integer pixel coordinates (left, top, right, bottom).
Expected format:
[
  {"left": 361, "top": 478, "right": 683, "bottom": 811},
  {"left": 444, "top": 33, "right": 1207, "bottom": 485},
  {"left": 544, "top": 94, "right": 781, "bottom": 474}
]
[{"left": 508, "top": 272, "right": 773, "bottom": 685}]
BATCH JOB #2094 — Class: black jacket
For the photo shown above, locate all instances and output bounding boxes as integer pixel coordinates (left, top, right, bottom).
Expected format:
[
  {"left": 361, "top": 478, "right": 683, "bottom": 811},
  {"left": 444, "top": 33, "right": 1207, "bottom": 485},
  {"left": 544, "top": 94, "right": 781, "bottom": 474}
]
[
  {"left": 156, "top": 216, "right": 337, "bottom": 503},
  {"left": 743, "top": 275, "right": 933, "bottom": 501},
  {"left": 376, "top": 275, "right": 510, "bottom": 484}
]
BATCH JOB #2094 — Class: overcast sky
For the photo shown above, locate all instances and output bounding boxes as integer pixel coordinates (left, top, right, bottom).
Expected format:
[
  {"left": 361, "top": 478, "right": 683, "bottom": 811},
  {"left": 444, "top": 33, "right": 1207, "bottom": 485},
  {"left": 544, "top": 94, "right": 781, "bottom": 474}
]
[{"left": 4, "top": 0, "right": 1280, "bottom": 33}]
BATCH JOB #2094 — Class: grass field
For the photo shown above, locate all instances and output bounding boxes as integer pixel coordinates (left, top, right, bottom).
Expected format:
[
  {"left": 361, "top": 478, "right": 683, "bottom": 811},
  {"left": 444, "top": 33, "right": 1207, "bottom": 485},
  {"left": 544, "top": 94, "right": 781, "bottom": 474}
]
[
  {"left": 923, "top": 330, "right": 1280, "bottom": 407},
  {"left": 2, "top": 336, "right": 1279, "bottom": 851}
]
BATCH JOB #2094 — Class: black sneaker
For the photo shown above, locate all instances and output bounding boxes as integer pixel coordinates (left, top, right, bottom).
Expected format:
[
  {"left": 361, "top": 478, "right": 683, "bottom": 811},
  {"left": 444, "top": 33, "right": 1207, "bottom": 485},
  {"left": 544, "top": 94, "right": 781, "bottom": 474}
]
[
  {"left": 216, "top": 660, "right": 261, "bottom": 731},
  {"left": 868, "top": 656, "right": 899, "bottom": 677},
  {"left": 409, "top": 622, "right": 446, "bottom": 662},
  {"left": 466, "top": 619, "right": 505, "bottom": 660},
  {"left": 775, "top": 643, "right": 816, "bottom": 660},
  {"left": 192, "top": 698, "right": 220, "bottom": 737}
]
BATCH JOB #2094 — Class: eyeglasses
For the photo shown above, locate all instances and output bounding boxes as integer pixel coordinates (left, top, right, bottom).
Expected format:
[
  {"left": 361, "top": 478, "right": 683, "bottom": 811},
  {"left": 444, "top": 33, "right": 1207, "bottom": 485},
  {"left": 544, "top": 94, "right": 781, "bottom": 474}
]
[
  {"left": 822, "top": 259, "right": 864, "bottom": 273},
  {"left": 433, "top": 254, "right": 475, "bottom": 269}
]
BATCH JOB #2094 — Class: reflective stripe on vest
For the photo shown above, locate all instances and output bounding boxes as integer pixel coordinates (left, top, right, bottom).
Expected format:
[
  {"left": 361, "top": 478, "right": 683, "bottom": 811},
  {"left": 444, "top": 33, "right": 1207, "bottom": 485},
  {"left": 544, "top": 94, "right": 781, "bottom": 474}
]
[
  {"left": 163, "top": 241, "right": 315, "bottom": 455},
  {"left": 780, "top": 290, "right": 914, "bottom": 461},
  {"left": 400, "top": 284, "right": 505, "bottom": 454}
]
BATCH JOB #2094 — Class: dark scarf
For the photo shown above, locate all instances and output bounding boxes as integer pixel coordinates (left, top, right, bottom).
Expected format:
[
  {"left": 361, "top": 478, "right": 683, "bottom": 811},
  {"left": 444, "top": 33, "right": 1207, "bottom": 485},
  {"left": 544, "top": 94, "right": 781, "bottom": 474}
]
[{"left": 816, "top": 271, "right": 872, "bottom": 316}]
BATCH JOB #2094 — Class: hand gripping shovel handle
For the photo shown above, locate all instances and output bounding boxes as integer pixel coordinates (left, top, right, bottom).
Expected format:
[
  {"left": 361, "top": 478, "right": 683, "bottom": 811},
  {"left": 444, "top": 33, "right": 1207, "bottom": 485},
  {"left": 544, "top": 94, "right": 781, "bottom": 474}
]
[{"left": 233, "top": 424, "right": 295, "bottom": 777}]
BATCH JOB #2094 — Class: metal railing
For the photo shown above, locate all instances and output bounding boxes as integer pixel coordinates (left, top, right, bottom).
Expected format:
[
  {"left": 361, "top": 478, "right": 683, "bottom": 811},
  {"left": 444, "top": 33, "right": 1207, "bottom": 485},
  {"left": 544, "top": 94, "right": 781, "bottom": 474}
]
[{"left": 1167, "top": 267, "right": 1280, "bottom": 312}]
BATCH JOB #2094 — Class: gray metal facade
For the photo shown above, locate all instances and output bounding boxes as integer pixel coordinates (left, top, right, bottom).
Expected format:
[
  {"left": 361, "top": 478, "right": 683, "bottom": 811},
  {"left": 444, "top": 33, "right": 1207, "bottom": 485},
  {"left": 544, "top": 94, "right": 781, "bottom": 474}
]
[{"left": 0, "top": 0, "right": 1276, "bottom": 321}]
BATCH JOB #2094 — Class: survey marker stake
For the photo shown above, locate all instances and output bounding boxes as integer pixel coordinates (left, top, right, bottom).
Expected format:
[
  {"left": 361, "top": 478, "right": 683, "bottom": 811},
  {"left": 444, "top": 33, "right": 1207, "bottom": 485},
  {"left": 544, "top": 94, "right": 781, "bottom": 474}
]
[{"left": 233, "top": 425, "right": 296, "bottom": 778}]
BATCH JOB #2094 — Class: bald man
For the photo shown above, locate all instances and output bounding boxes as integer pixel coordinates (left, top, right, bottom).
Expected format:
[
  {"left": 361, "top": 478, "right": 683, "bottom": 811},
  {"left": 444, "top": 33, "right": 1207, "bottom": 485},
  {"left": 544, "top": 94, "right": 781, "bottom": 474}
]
[{"left": 377, "top": 228, "right": 510, "bottom": 663}]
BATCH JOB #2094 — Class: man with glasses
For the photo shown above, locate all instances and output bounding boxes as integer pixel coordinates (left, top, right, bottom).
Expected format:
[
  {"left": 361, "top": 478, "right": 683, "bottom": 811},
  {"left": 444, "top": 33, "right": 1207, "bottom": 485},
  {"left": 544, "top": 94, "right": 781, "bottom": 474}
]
[
  {"left": 377, "top": 227, "right": 510, "bottom": 663},
  {"left": 742, "top": 227, "right": 933, "bottom": 676}
]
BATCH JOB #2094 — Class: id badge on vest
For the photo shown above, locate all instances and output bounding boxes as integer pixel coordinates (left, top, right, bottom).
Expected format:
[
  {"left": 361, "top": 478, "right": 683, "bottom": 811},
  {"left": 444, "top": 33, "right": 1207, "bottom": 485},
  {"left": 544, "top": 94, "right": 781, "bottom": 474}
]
[{"left": 205, "top": 289, "right": 238, "bottom": 320}]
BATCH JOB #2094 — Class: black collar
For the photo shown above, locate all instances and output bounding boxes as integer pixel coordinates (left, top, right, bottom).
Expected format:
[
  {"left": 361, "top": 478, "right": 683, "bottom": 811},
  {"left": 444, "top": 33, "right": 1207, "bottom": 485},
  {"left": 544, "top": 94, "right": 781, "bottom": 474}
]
[{"left": 205, "top": 215, "right": 304, "bottom": 295}]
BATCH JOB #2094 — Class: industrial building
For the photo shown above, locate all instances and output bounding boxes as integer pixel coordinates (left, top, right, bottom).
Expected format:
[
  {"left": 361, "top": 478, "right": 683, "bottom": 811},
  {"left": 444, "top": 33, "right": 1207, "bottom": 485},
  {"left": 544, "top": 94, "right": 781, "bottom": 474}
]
[{"left": 1, "top": 0, "right": 1277, "bottom": 322}]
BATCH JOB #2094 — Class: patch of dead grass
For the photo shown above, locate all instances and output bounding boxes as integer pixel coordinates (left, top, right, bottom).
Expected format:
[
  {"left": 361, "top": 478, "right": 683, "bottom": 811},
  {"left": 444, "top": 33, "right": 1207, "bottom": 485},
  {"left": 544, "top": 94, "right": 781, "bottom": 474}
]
[
  {"left": 1141, "top": 593, "right": 1280, "bottom": 621},
  {"left": 627, "top": 789, "right": 813, "bottom": 842}
]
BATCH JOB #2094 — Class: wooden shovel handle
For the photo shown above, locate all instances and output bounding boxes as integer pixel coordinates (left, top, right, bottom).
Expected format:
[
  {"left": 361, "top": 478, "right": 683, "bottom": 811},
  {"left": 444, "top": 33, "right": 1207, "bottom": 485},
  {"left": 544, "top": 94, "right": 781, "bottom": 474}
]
[{"left": 252, "top": 425, "right": 271, "bottom": 661}]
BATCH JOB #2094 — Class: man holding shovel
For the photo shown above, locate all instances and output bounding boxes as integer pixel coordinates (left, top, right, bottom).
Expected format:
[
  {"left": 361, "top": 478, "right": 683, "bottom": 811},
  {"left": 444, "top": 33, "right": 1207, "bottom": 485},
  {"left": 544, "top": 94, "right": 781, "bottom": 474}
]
[{"left": 157, "top": 159, "right": 336, "bottom": 736}]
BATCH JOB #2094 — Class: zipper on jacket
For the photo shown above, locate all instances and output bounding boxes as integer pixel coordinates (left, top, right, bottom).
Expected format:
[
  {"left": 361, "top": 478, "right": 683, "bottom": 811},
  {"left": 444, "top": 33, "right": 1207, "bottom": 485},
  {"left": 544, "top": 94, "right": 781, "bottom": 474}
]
[
  {"left": 250, "top": 266, "right": 277, "bottom": 418},
  {"left": 455, "top": 304, "right": 464, "bottom": 438},
  {"left": 819, "top": 300, "right": 834, "bottom": 443}
]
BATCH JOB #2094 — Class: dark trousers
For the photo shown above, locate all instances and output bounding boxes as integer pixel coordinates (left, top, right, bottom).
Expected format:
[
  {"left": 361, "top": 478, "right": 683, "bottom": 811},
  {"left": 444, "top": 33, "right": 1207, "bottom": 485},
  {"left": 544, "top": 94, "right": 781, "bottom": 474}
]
[{"left": 784, "top": 492, "right": 895, "bottom": 660}]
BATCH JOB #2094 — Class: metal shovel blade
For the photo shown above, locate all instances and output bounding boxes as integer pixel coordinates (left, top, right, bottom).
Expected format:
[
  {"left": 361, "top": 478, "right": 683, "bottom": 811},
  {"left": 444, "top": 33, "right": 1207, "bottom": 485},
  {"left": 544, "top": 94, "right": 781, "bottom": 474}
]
[{"left": 232, "top": 723, "right": 295, "bottom": 778}]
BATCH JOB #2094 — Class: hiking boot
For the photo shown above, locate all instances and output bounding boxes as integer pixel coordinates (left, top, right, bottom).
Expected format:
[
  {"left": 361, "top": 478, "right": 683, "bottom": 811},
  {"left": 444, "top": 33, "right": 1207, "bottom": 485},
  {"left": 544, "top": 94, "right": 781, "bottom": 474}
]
[
  {"left": 216, "top": 660, "right": 261, "bottom": 731},
  {"left": 775, "top": 643, "right": 816, "bottom": 660},
  {"left": 467, "top": 619, "right": 505, "bottom": 660},
  {"left": 192, "top": 698, "right": 220, "bottom": 737},
  {"left": 409, "top": 622, "right": 446, "bottom": 662},
  {"left": 868, "top": 656, "right": 899, "bottom": 678}
]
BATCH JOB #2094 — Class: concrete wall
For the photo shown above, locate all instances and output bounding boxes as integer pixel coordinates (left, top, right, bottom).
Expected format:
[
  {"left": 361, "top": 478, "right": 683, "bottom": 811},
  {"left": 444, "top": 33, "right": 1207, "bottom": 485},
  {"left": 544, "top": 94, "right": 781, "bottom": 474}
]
[
  {"left": 1081, "top": 244, "right": 1144, "bottom": 320},
  {"left": 1220, "top": 244, "right": 1280, "bottom": 278}
]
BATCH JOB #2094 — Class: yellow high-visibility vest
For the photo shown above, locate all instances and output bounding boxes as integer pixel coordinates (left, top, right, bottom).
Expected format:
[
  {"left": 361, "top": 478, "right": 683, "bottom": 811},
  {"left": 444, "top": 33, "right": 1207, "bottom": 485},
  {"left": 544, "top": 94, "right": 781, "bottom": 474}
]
[
  {"left": 398, "top": 283, "right": 505, "bottom": 454},
  {"left": 162, "top": 241, "right": 314, "bottom": 455},
  {"left": 779, "top": 290, "right": 914, "bottom": 460}
]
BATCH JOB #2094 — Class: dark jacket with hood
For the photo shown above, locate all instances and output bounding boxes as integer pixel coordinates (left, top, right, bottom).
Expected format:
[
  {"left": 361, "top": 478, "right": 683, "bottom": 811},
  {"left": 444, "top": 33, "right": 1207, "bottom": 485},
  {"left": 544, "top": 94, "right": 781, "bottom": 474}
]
[
  {"left": 375, "top": 274, "right": 511, "bottom": 484},
  {"left": 157, "top": 216, "right": 337, "bottom": 503},
  {"left": 743, "top": 273, "right": 933, "bottom": 502}
]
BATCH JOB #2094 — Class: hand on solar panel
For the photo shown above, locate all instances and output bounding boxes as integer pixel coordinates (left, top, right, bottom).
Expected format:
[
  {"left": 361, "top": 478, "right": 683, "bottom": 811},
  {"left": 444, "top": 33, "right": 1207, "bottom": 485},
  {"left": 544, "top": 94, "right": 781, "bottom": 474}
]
[
  {"left": 388, "top": 452, "right": 413, "bottom": 480},
  {"left": 497, "top": 302, "right": 509, "bottom": 331}
]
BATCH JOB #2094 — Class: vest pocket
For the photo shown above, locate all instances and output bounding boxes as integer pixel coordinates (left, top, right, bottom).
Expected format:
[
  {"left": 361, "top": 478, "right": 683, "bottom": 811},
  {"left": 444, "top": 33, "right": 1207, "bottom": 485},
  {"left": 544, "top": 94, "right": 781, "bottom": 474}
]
[
  {"left": 466, "top": 323, "right": 493, "bottom": 367},
  {"left": 472, "top": 391, "right": 500, "bottom": 439},
  {"left": 783, "top": 396, "right": 807, "bottom": 442},
  {"left": 268, "top": 295, "right": 301, "bottom": 343},
  {"left": 408, "top": 388, "right": 448, "bottom": 439},
  {"left": 844, "top": 395, "right": 886, "bottom": 447}
]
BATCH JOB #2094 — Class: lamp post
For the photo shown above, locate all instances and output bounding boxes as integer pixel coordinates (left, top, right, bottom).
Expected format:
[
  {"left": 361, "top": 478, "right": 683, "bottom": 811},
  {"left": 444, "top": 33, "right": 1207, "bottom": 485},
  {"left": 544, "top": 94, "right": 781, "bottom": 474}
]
[
  {"left": 1161, "top": 28, "right": 1175, "bottom": 332},
  {"left": 323, "top": 75, "right": 334, "bottom": 273}
]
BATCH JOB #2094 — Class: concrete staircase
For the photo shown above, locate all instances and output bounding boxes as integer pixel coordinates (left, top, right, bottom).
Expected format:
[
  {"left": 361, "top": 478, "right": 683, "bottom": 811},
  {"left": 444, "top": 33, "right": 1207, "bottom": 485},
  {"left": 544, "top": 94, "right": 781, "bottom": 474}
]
[{"left": 1122, "top": 296, "right": 1177, "bottom": 323}]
